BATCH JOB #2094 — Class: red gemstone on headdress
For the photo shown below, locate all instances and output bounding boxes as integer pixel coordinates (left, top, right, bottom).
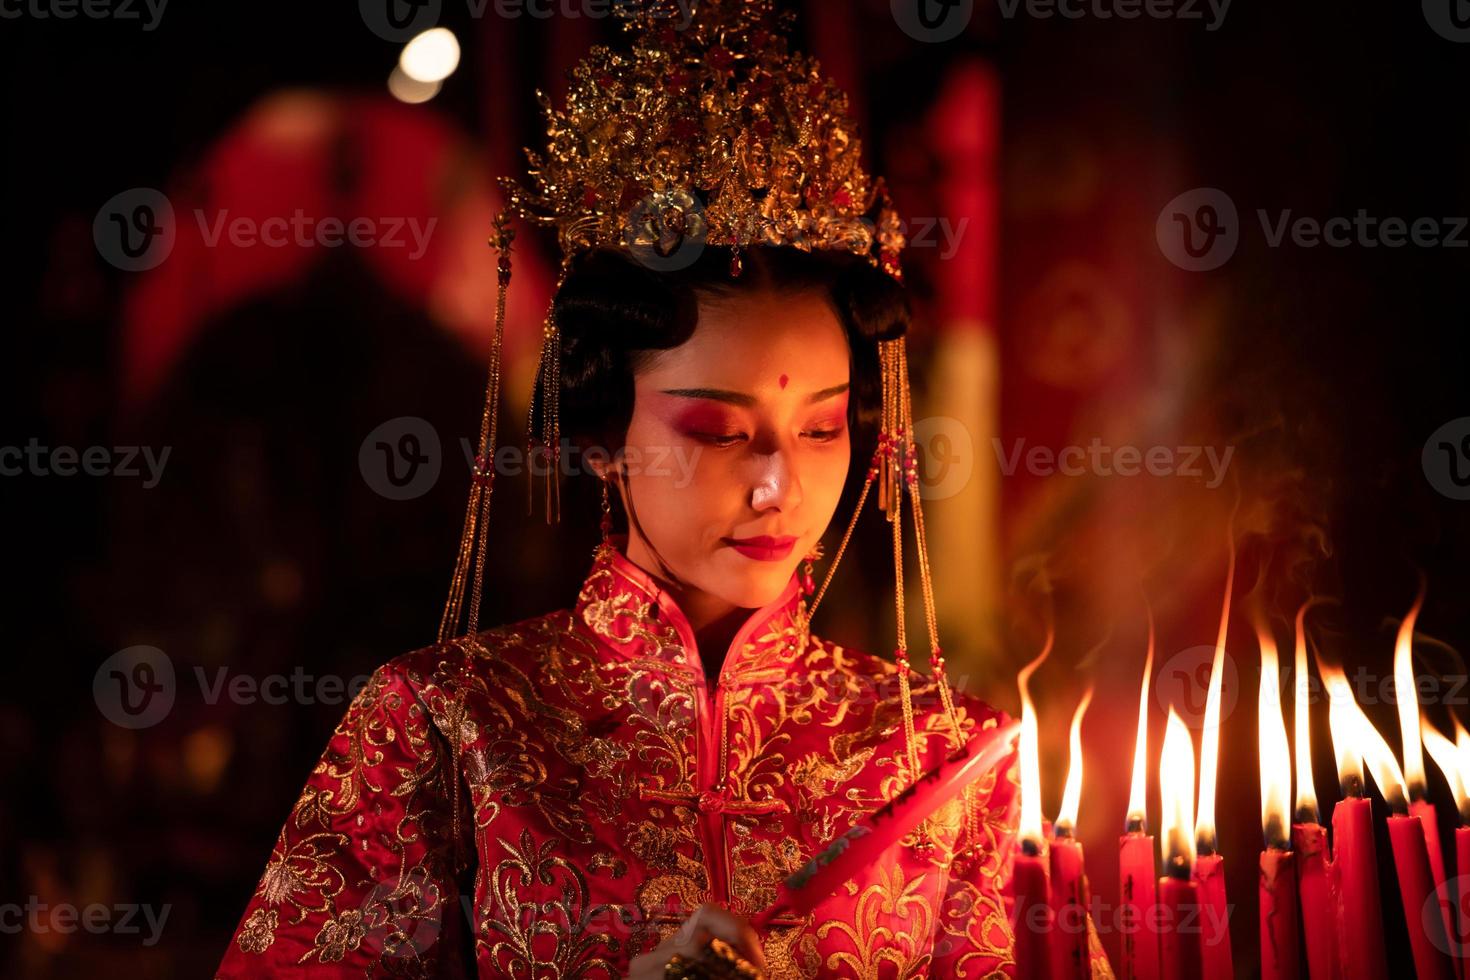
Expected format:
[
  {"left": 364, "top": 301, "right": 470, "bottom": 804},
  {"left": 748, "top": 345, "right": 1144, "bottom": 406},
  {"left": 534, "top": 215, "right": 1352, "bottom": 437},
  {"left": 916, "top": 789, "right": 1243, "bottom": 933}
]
[
  {"left": 670, "top": 117, "right": 698, "bottom": 140},
  {"left": 658, "top": 27, "right": 678, "bottom": 47},
  {"left": 832, "top": 188, "right": 853, "bottom": 209},
  {"left": 667, "top": 67, "right": 691, "bottom": 89},
  {"left": 753, "top": 117, "right": 774, "bottom": 139},
  {"left": 752, "top": 27, "right": 770, "bottom": 47},
  {"left": 706, "top": 45, "right": 733, "bottom": 70},
  {"left": 582, "top": 188, "right": 599, "bottom": 207}
]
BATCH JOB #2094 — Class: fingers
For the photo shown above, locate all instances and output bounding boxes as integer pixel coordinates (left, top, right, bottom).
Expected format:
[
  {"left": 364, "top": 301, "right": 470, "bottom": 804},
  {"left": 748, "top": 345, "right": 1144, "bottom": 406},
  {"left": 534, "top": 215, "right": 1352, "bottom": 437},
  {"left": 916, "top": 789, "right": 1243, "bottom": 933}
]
[
  {"left": 625, "top": 903, "right": 768, "bottom": 979},
  {"left": 683, "top": 904, "right": 768, "bottom": 972}
]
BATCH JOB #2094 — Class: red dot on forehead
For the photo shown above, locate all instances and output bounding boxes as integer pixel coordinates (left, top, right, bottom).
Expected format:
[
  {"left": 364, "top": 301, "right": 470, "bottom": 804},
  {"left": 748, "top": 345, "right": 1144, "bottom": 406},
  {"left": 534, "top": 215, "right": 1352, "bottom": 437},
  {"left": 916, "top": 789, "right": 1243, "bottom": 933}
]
[{"left": 778, "top": 374, "right": 789, "bottom": 389}]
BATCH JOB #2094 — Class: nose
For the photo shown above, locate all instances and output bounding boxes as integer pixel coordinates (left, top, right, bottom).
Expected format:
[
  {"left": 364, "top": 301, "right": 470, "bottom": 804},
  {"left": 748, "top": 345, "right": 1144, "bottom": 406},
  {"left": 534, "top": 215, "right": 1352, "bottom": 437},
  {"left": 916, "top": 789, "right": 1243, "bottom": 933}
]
[{"left": 750, "top": 446, "right": 803, "bottom": 513}]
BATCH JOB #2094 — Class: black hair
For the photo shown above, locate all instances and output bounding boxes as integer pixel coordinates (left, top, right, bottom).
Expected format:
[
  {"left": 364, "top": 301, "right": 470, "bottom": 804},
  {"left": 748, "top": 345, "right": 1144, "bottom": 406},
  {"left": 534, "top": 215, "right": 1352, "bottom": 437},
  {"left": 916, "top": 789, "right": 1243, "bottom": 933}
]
[{"left": 553, "top": 243, "right": 910, "bottom": 463}]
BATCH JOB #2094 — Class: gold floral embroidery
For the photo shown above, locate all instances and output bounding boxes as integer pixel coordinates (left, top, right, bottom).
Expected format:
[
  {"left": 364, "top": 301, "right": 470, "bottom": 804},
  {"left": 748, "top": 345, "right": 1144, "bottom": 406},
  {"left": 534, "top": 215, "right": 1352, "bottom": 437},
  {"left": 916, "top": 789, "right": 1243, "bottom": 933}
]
[
  {"left": 236, "top": 907, "right": 277, "bottom": 954},
  {"left": 313, "top": 908, "right": 366, "bottom": 962}
]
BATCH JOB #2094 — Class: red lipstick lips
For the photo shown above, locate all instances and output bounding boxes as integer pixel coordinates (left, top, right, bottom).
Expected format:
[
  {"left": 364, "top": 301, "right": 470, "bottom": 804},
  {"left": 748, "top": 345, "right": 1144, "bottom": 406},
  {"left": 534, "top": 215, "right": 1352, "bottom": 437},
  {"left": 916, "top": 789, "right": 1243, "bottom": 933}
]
[{"left": 723, "top": 535, "right": 798, "bottom": 561}]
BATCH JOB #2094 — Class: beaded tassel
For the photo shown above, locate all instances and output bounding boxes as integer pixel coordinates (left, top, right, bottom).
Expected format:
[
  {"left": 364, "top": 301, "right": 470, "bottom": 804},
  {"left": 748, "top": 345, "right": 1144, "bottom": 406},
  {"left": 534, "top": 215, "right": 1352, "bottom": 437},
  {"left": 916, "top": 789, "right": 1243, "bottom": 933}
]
[
  {"left": 439, "top": 213, "right": 515, "bottom": 645},
  {"left": 807, "top": 334, "right": 979, "bottom": 859}
]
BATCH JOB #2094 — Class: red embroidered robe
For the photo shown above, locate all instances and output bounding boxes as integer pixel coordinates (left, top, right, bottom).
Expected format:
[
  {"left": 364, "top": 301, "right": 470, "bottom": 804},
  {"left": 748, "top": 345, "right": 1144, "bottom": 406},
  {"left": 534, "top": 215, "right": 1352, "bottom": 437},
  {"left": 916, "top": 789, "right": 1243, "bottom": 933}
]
[{"left": 217, "top": 538, "right": 1024, "bottom": 978}]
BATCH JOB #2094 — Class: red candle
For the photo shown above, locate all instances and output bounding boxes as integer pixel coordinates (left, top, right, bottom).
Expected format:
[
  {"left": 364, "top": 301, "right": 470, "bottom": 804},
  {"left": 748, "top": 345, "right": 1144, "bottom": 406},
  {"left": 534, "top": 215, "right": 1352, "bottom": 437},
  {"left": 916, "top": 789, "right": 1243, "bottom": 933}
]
[
  {"left": 1191, "top": 852, "right": 1233, "bottom": 980},
  {"left": 1288, "top": 604, "right": 1335, "bottom": 979},
  {"left": 1159, "top": 862, "right": 1203, "bottom": 980},
  {"left": 1456, "top": 827, "right": 1470, "bottom": 977},
  {"left": 1331, "top": 793, "right": 1389, "bottom": 980},
  {"left": 1048, "top": 690, "right": 1094, "bottom": 980},
  {"left": 1120, "top": 610, "right": 1161, "bottom": 980},
  {"left": 1158, "top": 709, "right": 1203, "bottom": 980},
  {"left": 1388, "top": 811, "right": 1456, "bottom": 980},
  {"left": 1120, "top": 826, "right": 1162, "bottom": 980},
  {"left": 1260, "top": 847, "right": 1302, "bottom": 980},
  {"left": 1013, "top": 840, "right": 1055, "bottom": 980},
  {"left": 1050, "top": 833, "right": 1090, "bottom": 980},
  {"left": 1256, "top": 612, "right": 1298, "bottom": 980},
  {"left": 1413, "top": 798, "right": 1456, "bottom": 951},
  {"left": 1290, "top": 822, "right": 1337, "bottom": 980}
]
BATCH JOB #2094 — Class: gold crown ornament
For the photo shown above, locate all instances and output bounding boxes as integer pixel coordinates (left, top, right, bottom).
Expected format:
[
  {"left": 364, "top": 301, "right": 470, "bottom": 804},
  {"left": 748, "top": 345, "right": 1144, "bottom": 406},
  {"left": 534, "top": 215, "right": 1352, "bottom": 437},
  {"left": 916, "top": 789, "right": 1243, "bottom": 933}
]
[{"left": 437, "top": 0, "right": 978, "bottom": 861}]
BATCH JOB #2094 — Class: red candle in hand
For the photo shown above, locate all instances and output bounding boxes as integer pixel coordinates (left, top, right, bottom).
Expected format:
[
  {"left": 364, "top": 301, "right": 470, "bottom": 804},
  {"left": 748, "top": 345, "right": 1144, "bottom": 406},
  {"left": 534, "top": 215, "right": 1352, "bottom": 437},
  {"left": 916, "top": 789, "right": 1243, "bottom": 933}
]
[
  {"left": 1013, "top": 839, "right": 1054, "bottom": 980},
  {"left": 1290, "top": 821, "right": 1337, "bottom": 980},
  {"left": 1120, "top": 823, "right": 1161, "bottom": 980}
]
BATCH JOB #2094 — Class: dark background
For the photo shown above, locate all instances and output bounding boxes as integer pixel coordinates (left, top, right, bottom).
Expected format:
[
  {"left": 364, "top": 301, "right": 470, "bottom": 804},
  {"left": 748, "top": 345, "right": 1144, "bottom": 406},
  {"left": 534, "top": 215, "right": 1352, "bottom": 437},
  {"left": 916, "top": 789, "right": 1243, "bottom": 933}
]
[{"left": 5, "top": 0, "right": 1470, "bottom": 975}]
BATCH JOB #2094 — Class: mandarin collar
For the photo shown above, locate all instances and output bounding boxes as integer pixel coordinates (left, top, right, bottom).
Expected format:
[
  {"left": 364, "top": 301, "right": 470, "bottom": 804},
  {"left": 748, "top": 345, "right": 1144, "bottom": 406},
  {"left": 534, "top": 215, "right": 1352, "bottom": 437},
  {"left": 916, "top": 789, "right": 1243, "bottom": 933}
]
[{"left": 573, "top": 534, "right": 809, "bottom": 680}]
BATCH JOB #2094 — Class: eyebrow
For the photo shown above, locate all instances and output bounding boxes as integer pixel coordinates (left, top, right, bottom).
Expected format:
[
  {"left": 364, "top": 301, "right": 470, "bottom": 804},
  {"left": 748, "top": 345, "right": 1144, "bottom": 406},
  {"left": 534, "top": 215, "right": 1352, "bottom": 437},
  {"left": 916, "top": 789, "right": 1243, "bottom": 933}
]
[{"left": 657, "top": 383, "right": 851, "bottom": 407}]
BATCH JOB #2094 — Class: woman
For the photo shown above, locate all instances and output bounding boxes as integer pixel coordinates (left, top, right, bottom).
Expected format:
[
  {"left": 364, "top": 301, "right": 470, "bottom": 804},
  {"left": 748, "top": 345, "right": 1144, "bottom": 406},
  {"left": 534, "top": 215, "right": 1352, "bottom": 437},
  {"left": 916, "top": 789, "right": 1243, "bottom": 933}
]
[{"left": 217, "top": 2, "right": 1023, "bottom": 976}]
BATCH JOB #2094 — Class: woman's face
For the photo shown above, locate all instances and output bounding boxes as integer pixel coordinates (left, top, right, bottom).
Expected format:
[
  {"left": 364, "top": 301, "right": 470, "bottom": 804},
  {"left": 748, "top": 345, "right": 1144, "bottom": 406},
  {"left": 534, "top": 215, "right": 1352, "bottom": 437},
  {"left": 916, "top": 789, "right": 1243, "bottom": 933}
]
[{"left": 612, "top": 287, "right": 853, "bottom": 612}]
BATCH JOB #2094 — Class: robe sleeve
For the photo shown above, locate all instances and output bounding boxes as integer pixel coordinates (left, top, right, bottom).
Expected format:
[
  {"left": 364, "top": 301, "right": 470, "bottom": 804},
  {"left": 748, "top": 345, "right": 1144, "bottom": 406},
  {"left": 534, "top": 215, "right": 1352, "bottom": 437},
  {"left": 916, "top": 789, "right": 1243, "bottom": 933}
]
[
  {"left": 215, "top": 656, "right": 475, "bottom": 978},
  {"left": 929, "top": 739, "right": 1022, "bottom": 978}
]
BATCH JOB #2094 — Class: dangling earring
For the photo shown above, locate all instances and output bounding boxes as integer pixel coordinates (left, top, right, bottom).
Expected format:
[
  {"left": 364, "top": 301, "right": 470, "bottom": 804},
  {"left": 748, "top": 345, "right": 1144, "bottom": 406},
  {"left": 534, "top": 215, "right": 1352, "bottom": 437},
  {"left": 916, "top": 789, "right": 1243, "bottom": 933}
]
[
  {"left": 600, "top": 478, "right": 613, "bottom": 544},
  {"left": 800, "top": 542, "right": 824, "bottom": 596}
]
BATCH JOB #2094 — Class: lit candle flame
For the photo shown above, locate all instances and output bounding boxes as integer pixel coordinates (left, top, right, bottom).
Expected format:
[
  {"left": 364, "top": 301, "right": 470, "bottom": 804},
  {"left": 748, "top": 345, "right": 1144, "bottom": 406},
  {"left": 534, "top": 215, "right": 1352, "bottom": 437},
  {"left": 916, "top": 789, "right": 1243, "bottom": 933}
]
[
  {"left": 1126, "top": 604, "right": 1155, "bottom": 831},
  {"left": 1195, "top": 522, "right": 1237, "bottom": 855},
  {"left": 1422, "top": 719, "right": 1469, "bottom": 822},
  {"left": 1256, "top": 614, "right": 1291, "bottom": 849},
  {"left": 1392, "top": 584, "right": 1427, "bottom": 800},
  {"left": 1018, "top": 628, "right": 1054, "bottom": 845},
  {"left": 1293, "top": 600, "right": 1318, "bottom": 823},
  {"left": 1321, "top": 659, "right": 1408, "bottom": 809},
  {"left": 1056, "top": 687, "right": 1094, "bottom": 834},
  {"left": 1160, "top": 707, "right": 1197, "bottom": 876}
]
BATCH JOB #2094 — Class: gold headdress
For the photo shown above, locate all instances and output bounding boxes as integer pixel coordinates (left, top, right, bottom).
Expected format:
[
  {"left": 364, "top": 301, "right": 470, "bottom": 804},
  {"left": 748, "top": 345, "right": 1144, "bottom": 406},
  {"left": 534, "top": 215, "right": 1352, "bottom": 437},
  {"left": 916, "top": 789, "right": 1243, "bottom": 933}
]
[{"left": 439, "top": 0, "right": 976, "bottom": 857}]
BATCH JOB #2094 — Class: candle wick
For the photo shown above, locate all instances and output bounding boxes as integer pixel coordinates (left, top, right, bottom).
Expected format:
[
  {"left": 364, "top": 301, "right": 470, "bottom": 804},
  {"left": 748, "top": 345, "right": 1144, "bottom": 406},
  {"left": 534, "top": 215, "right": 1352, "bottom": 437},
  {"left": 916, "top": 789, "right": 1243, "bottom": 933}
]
[
  {"left": 1021, "top": 837, "right": 1043, "bottom": 858},
  {"left": 1292, "top": 805, "right": 1319, "bottom": 826},
  {"left": 1125, "top": 815, "right": 1146, "bottom": 834},
  {"left": 1053, "top": 821, "right": 1074, "bottom": 839},
  {"left": 1165, "top": 854, "right": 1192, "bottom": 881}
]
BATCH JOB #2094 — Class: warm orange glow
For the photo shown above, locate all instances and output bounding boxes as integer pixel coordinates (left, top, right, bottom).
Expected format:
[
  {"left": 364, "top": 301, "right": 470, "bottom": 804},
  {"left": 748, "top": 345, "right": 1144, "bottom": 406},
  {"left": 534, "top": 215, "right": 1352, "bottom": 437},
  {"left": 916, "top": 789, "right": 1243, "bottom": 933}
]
[
  {"left": 1160, "top": 708, "right": 1197, "bottom": 870},
  {"left": 1292, "top": 600, "right": 1318, "bottom": 820},
  {"left": 1422, "top": 719, "right": 1468, "bottom": 819},
  {"left": 1195, "top": 524, "right": 1237, "bottom": 854},
  {"left": 1056, "top": 687, "right": 1094, "bottom": 833},
  {"left": 1017, "top": 630, "right": 1053, "bottom": 844},
  {"left": 1321, "top": 660, "right": 1408, "bottom": 807},
  {"left": 1456, "top": 721, "right": 1470, "bottom": 821},
  {"left": 1127, "top": 605, "right": 1155, "bottom": 828},
  {"left": 1393, "top": 585, "right": 1427, "bottom": 798},
  {"left": 1256, "top": 615, "right": 1291, "bottom": 848}
]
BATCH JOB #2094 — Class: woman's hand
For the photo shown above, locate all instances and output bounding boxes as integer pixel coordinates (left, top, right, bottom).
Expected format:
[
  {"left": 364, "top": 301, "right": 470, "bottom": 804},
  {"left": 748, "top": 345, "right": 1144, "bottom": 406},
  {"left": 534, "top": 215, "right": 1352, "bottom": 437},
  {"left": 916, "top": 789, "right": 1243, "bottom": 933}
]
[{"left": 626, "top": 903, "right": 768, "bottom": 979}]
